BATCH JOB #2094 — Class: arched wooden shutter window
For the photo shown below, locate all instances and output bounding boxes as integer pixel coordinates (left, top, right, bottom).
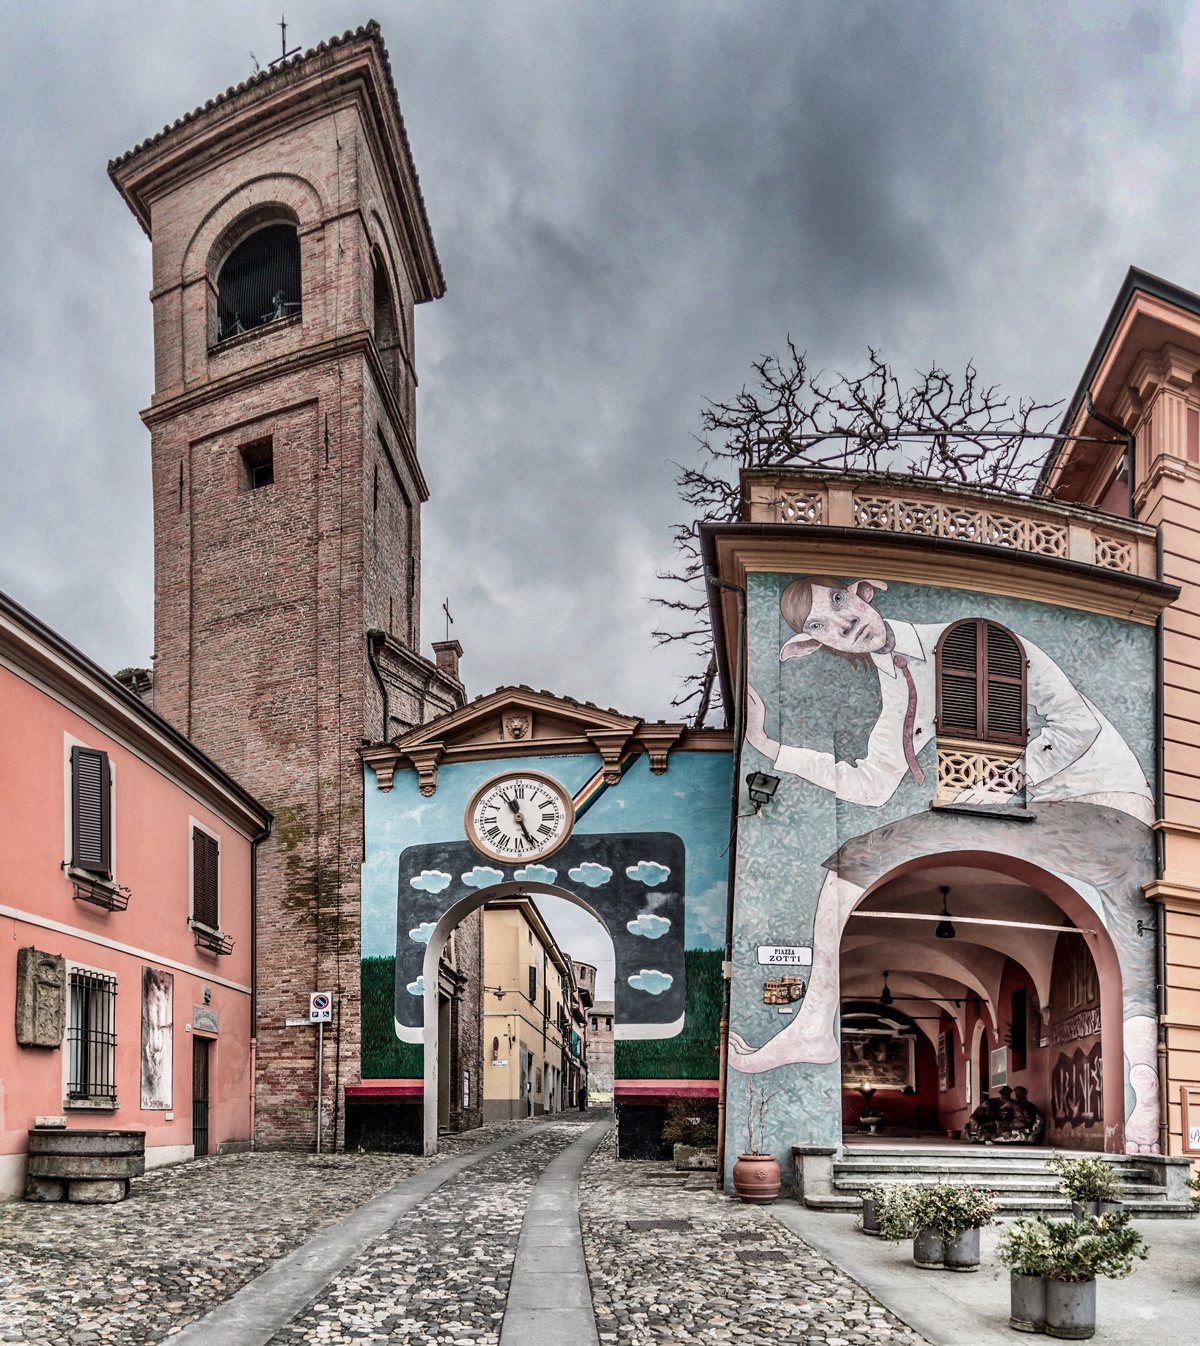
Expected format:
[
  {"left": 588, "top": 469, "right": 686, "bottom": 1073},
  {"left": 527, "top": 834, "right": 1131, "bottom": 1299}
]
[{"left": 936, "top": 619, "right": 1027, "bottom": 745}]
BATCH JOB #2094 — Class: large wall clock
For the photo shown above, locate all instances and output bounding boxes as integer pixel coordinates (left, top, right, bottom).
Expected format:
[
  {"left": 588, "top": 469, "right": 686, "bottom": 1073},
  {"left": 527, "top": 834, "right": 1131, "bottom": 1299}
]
[{"left": 465, "top": 771, "right": 575, "bottom": 862}]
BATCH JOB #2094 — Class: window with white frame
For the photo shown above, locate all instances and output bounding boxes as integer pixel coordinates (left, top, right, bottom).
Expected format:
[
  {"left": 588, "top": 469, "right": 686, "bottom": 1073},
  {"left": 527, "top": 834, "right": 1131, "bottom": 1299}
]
[{"left": 66, "top": 966, "right": 118, "bottom": 1106}]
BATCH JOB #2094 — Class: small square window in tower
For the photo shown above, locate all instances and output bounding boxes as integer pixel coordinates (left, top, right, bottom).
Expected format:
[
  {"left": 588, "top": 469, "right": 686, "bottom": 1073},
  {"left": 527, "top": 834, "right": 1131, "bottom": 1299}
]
[{"left": 239, "top": 439, "right": 274, "bottom": 491}]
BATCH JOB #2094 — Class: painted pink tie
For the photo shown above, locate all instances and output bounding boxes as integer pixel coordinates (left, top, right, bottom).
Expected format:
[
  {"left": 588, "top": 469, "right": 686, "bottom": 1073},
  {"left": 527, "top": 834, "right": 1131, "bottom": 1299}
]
[{"left": 891, "top": 654, "right": 926, "bottom": 786}]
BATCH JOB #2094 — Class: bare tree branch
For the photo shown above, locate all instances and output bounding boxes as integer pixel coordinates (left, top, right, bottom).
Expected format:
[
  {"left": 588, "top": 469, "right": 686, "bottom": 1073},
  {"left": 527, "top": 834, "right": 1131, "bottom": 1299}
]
[{"left": 653, "top": 345, "right": 1078, "bottom": 729}]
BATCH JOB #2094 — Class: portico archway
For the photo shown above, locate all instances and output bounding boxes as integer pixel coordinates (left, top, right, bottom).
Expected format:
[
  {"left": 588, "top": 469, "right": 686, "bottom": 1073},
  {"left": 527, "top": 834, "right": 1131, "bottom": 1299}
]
[{"left": 838, "top": 852, "right": 1125, "bottom": 1151}]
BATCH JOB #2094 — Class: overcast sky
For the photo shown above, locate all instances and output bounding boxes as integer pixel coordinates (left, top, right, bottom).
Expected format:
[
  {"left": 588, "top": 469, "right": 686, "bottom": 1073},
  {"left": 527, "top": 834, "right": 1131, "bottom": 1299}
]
[{"left": 4, "top": 2, "right": 1199, "bottom": 986}]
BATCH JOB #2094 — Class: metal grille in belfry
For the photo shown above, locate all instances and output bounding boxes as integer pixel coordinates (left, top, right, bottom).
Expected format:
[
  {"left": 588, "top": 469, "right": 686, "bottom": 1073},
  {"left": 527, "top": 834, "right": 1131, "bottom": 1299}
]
[
  {"left": 67, "top": 970, "right": 117, "bottom": 1102},
  {"left": 215, "top": 223, "right": 301, "bottom": 341}
]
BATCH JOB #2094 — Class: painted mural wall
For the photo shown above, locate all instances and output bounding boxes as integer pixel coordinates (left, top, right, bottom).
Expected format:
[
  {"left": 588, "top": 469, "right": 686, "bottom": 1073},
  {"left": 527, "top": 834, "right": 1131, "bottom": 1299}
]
[
  {"left": 361, "top": 749, "right": 731, "bottom": 1086},
  {"left": 728, "top": 572, "right": 1160, "bottom": 1170}
]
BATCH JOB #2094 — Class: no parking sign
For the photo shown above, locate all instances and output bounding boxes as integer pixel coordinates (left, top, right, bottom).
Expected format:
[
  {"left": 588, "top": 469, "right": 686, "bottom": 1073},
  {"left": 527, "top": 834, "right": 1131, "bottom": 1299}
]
[{"left": 309, "top": 991, "right": 332, "bottom": 1022}]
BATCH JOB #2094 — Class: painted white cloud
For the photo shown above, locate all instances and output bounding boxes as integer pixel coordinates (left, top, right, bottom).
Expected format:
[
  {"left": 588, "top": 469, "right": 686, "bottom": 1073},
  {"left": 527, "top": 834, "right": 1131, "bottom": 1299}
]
[
  {"left": 626, "top": 860, "right": 670, "bottom": 887},
  {"left": 627, "top": 913, "right": 671, "bottom": 940},
  {"left": 408, "top": 922, "right": 437, "bottom": 945},
  {"left": 628, "top": 969, "right": 673, "bottom": 995},
  {"left": 406, "top": 975, "right": 425, "bottom": 997},
  {"left": 569, "top": 862, "right": 613, "bottom": 888},
  {"left": 461, "top": 865, "right": 505, "bottom": 889},
  {"left": 515, "top": 863, "right": 558, "bottom": 884},
  {"left": 409, "top": 869, "right": 452, "bottom": 893}
]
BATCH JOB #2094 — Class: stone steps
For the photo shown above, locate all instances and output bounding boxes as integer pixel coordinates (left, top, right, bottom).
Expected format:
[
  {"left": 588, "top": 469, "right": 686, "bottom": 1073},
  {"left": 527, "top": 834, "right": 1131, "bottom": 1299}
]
[{"left": 792, "top": 1144, "right": 1196, "bottom": 1219}]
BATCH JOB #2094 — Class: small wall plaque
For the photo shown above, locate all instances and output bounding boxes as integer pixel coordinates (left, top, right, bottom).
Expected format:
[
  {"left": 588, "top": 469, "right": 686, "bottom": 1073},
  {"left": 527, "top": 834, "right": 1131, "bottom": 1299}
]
[
  {"left": 193, "top": 1006, "right": 219, "bottom": 1034},
  {"left": 763, "top": 976, "right": 806, "bottom": 1005}
]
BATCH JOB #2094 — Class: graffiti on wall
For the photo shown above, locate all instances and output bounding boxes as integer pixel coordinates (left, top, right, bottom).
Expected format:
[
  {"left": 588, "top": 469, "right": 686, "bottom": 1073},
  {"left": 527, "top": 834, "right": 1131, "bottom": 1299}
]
[
  {"left": 729, "top": 573, "right": 1160, "bottom": 1154},
  {"left": 1051, "top": 1042, "right": 1104, "bottom": 1128}
]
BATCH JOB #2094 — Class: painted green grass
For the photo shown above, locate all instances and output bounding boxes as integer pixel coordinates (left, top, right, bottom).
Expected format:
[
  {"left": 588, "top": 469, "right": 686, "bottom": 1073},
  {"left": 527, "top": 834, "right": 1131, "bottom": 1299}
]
[
  {"left": 615, "top": 948, "right": 722, "bottom": 1081},
  {"left": 361, "top": 946, "right": 722, "bottom": 1082},
  {"left": 361, "top": 956, "right": 422, "bottom": 1078}
]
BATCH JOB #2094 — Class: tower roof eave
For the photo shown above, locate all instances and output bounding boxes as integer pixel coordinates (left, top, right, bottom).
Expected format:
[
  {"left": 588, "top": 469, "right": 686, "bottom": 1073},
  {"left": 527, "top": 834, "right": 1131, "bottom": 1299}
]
[{"left": 108, "top": 21, "right": 444, "bottom": 302}]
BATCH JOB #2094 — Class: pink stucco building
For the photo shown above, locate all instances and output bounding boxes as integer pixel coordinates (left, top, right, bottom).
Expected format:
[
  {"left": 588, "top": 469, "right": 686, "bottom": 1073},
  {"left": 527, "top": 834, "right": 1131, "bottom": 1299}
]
[{"left": 0, "top": 589, "right": 269, "bottom": 1199}]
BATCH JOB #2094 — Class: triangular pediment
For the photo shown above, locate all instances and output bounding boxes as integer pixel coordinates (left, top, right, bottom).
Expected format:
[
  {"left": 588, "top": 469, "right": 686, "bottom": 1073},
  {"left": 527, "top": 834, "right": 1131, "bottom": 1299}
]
[{"left": 362, "top": 685, "right": 693, "bottom": 795}]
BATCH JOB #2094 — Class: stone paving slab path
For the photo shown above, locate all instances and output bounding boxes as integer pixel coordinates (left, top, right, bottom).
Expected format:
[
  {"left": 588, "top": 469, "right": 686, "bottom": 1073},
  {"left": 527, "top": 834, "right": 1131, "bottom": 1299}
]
[{"left": 1, "top": 1115, "right": 942, "bottom": 1346}]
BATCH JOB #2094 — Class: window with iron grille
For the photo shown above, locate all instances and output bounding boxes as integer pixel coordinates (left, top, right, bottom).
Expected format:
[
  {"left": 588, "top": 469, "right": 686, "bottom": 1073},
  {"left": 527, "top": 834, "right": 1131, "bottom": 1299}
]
[
  {"left": 215, "top": 223, "right": 301, "bottom": 342},
  {"left": 935, "top": 619, "right": 1027, "bottom": 745},
  {"left": 67, "top": 968, "right": 117, "bottom": 1104},
  {"left": 71, "top": 745, "right": 113, "bottom": 878},
  {"left": 192, "top": 827, "right": 220, "bottom": 930}
]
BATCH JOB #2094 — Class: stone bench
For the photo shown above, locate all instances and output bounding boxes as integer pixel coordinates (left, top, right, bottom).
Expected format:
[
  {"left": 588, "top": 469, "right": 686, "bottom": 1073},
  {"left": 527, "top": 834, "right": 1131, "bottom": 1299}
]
[{"left": 25, "top": 1128, "right": 146, "bottom": 1203}]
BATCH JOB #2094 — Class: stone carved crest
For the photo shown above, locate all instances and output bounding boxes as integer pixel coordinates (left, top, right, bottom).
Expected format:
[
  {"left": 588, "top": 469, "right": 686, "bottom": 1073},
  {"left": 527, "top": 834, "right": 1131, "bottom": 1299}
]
[{"left": 16, "top": 947, "right": 66, "bottom": 1048}]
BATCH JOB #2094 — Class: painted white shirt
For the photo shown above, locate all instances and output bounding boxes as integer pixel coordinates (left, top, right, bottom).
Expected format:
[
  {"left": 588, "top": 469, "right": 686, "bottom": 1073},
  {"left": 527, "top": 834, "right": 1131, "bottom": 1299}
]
[{"left": 772, "top": 619, "right": 1153, "bottom": 822}]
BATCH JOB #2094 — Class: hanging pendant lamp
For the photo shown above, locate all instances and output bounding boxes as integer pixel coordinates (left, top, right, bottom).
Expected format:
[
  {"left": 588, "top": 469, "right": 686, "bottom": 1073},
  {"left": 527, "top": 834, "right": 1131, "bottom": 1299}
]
[
  {"left": 880, "top": 969, "right": 894, "bottom": 1005},
  {"left": 935, "top": 885, "right": 956, "bottom": 940}
]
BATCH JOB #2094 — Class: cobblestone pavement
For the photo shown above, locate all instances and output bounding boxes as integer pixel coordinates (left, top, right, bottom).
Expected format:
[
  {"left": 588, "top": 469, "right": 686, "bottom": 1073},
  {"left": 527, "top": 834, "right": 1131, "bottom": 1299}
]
[
  {"left": 0, "top": 1121, "right": 528, "bottom": 1345},
  {"left": 265, "top": 1117, "right": 591, "bottom": 1346},
  {"left": 1, "top": 1117, "right": 932, "bottom": 1346},
  {"left": 580, "top": 1132, "right": 930, "bottom": 1346}
]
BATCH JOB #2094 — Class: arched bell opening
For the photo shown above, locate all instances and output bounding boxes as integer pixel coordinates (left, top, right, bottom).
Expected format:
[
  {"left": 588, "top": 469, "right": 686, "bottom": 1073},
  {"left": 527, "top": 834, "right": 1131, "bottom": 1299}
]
[
  {"left": 839, "top": 854, "right": 1123, "bottom": 1151},
  {"left": 420, "top": 880, "right": 614, "bottom": 1155}
]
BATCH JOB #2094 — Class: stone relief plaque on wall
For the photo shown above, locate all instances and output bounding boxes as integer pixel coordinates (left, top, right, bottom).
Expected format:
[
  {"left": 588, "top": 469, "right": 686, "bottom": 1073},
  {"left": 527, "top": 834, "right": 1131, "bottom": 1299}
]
[{"left": 15, "top": 947, "right": 66, "bottom": 1047}]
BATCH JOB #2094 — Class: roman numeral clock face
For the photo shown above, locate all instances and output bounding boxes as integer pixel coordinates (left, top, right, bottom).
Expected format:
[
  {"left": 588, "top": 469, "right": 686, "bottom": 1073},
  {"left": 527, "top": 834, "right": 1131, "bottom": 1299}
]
[{"left": 465, "top": 772, "right": 574, "bottom": 863}]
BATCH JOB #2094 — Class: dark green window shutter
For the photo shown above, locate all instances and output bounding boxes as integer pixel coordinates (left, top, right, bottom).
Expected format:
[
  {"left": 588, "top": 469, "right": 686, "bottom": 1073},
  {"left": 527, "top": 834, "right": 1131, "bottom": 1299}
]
[
  {"left": 71, "top": 746, "right": 112, "bottom": 877},
  {"left": 192, "top": 828, "right": 219, "bottom": 928}
]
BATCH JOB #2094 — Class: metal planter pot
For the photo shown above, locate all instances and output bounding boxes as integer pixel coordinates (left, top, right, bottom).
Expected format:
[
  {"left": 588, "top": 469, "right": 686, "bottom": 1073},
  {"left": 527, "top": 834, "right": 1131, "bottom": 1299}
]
[
  {"left": 943, "top": 1226, "right": 981, "bottom": 1272},
  {"left": 1009, "top": 1273, "right": 1047, "bottom": 1333},
  {"left": 860, "top": 1196, "right": 880, "bottom": 1236},
  {"left": 1045, "top": 1279, "right": 1096, "bottom": 1340},
  {"left": 912, "top": 1226, "right": 945, "bottom": 1269}
]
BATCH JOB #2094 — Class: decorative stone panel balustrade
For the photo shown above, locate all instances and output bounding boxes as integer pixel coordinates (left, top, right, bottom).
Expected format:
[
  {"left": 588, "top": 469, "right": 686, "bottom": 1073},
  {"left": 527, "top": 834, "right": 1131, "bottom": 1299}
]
[
  {"left": 742, "top": 471, "right": 1157, "bottom": 580},
  {"left": 935, "top": 739, "right": 1024, "bottom": 806}
]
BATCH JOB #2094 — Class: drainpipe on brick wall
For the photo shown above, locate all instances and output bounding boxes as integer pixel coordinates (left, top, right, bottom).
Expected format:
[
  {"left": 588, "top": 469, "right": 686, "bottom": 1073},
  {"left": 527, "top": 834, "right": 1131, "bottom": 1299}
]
[
  {"left": 707, "top": 566, "right": 746, "bottom": 1190},
  {"left": 366, "top": 630, "right": 390, "bottom": 742}
]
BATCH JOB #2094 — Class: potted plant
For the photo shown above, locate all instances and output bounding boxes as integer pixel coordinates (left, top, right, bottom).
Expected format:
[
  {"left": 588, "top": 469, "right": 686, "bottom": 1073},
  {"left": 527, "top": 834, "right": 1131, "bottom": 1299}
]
[
  {"left": 1047, "top": 1153, "right": 1122, "bottom": 1218},
  {"left": 731, "top": 1077, "right": 780, "bottom": 1204},
  {"left": 998, "top": 1215, "right": 1056, "bottom": 1332},
  {"left": 921, "top": 1183, "right": 998, "bottom": 1272},
  {"left": 1040, "top": 1212, "right": 1147, "bottom": 1339},
  {"left": 872, "top": 1182, "right": 918, "bottom": 1242},
  {"left": 662, "top": 1097, "right": 718, "bottom": 1171},
  {"left": 862, "top": 1181, "right": 910, "bottom": 1238}
]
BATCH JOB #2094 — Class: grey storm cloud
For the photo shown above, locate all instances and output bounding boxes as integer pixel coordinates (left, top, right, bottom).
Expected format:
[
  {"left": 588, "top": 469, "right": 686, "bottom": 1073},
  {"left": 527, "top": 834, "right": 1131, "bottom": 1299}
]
[{"left": 2, "top": 0, "right": 1199, "bottom": 740}]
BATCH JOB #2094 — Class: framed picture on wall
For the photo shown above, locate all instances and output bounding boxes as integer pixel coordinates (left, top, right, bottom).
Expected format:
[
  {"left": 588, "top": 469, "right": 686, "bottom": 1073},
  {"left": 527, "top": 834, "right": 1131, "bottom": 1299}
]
[
  {"left": 841, "top": 1033, "right": 915, "bottom": 1090},
  {"left": 1182, "top": 1085, "right": 1200, "bottom": 1155},
  {"left": 990, "top": 1046, "right": 1009, "bottom": 1089}
]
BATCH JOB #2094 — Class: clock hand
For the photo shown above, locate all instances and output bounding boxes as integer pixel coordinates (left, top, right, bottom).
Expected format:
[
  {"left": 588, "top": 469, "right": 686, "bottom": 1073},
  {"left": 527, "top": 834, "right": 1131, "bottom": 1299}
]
[{"left": 503, "top": 795, "right": 536, "bottom": 846}]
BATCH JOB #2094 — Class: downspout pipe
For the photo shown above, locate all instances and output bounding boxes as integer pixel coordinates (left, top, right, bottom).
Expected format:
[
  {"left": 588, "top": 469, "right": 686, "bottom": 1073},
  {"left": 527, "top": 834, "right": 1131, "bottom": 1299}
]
[
  {"left": 1155, "top": 527, "right": 1169, "bottom": 1154},
  {"left": 366, "top": 629, "right": 390, "bottom": 742},
  {"left": 707, "top": 567, "right": 746, "bottom": 1190},
  {"left": 1084, "top": 390, "right": 1135, "bottom": 516},
  {"left": 250, "top": 810, "right": 273, "bottom": 1150}
]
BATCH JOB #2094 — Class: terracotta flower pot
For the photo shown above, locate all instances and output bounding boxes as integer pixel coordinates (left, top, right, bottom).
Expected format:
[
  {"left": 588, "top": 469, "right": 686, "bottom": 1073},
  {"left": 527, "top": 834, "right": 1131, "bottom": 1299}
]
[{"left": 732, "top": 1152, "right": 781, "bottom": 1204}]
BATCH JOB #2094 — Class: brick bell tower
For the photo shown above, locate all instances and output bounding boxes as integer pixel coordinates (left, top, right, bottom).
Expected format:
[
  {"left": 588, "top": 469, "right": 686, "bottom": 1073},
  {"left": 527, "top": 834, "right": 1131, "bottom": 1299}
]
[{"left": 110, "top": 24, "right": 465, "bottom": 1148}]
